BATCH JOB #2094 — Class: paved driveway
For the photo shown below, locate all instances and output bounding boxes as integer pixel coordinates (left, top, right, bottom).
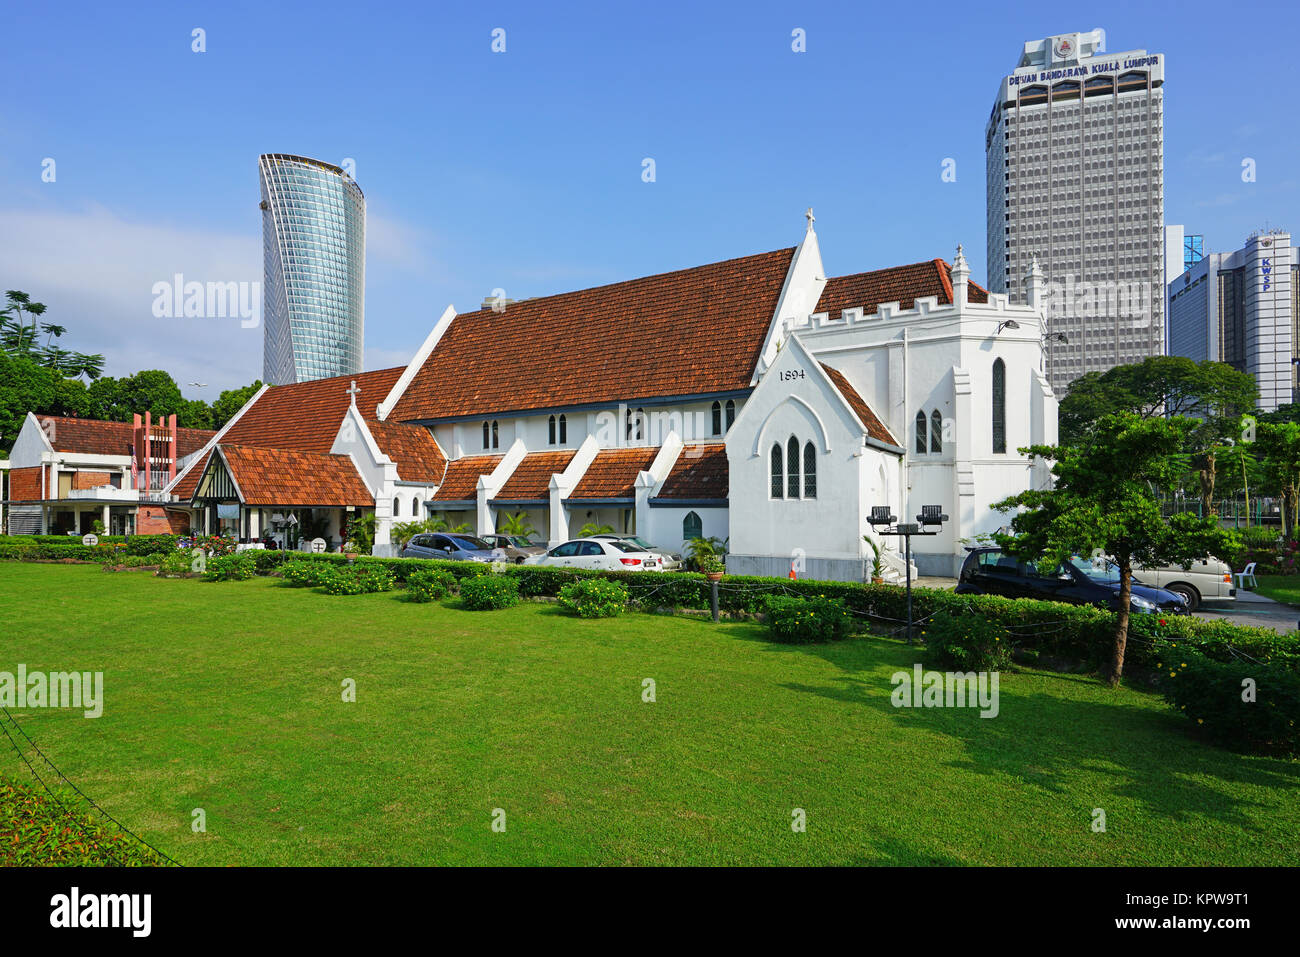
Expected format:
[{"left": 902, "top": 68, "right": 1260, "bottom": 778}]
[{"left": 1195, "top": 590, "right": 1298, "bottom": 634}]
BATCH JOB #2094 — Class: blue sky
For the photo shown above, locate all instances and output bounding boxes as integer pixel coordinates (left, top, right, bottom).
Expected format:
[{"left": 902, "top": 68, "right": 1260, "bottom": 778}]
[{"left": 2, "top": 0, "right": 1296, "bottom": 395}]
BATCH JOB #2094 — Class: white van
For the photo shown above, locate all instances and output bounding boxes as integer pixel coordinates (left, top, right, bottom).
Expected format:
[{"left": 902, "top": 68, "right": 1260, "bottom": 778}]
[{"left": 1132, "top": 556, "right": 1236, "bottom": 612}]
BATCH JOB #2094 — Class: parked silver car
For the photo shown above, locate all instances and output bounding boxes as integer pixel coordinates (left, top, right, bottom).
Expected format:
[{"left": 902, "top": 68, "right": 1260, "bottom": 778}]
[
  {"left": 479, "top": 533, "right": 547, "bottom": 564},
  {"left": 401, "top": 533, "right": 496, "bottom": 562}
]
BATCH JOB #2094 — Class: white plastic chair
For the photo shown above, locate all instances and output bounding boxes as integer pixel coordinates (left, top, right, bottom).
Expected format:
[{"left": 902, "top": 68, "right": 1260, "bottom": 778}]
[{"left": 1234, "top": 562, "right": 1258, "bottom": 590}]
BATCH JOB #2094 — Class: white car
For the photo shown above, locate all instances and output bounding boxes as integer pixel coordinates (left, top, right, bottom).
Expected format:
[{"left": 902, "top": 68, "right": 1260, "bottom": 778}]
[
  {"left": 590, "top": 534, "right": 683, "bottom": 570},
  {"left": 527, "top": 537, "right": 663, "bottom": 572},
  {"left": 1133, "top": 556, "right": 1237, "bottom": 612}
]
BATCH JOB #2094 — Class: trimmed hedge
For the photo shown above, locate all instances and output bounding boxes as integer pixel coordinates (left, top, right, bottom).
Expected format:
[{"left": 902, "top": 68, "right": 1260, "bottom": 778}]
[
  {"left": 922, "top": 613, "right": 1013, "bottom": 672},
  {"left": 460, "top": 575, "right": 519, "bottom": 610},
  {"left": 1155, "top": 648, "right": 1300, "bottom": 755},
  {"left": 203, "top": 554, "right": 257, "bottom": 581},
  {"left": 763, "top": 595, "right": 853, "bottom": 644},
  {"left": 557, "top": 579, "right": 629, "bottom": 618},
  {"left": 404, "top": 569, "right": 459, "bottom": 602}
]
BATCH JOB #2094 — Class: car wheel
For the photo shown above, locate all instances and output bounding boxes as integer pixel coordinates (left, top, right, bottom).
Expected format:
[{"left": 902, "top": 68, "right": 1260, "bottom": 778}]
[
  {"left": 1166, "top": 584, "right": 1199, "bottom": 613},
  {"left": 515, "top": 556, "right": 525, "bottom": 564}
]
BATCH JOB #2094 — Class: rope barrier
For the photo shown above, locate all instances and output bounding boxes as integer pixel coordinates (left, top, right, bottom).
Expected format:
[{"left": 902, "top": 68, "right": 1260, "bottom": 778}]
[{"left": 0, "top": 707, "right": 181, "bottom": 866}]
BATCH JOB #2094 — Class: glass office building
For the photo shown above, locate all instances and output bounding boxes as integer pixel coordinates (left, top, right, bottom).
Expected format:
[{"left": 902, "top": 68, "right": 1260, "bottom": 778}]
[{"left": 258, "top": 154, "right": 365, "bottom": 384}]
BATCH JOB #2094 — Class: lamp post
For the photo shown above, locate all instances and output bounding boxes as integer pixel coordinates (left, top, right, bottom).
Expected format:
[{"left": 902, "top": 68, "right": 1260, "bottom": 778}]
[
  {"left": 1042, "top": 331, "right": 1068, "bottom": 380},
  {"left": 868, "top": 505, "right": 948, "bottom": 643}
]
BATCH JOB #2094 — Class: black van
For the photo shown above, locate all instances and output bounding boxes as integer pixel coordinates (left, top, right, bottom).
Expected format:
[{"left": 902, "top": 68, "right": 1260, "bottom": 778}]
[{"left": 955, "top": 548, "right": 1190, "bottom": 616}]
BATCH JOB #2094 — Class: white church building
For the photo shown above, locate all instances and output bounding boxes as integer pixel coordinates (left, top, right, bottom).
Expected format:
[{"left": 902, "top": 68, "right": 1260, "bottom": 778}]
[{"left": 150, "top": 211, "right": 1057, "bottom": 579}]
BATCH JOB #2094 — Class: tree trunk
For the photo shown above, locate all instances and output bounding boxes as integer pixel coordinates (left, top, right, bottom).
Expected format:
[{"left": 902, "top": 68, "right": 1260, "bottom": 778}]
[
  {"left": 1198, "top": 452, "right": 1217, "bottom": 516},
  {"left": 1108, "top": 558, "right": 1133, "bottom": 687}
]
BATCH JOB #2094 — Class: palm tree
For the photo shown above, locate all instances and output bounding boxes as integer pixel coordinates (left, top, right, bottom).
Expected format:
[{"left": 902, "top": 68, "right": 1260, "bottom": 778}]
[
  {"left": 579, "top": 522, "right": 615, "bottom": 537},
  {"left": 499, "top": 511, "right": 537, "bottom": 539},
  {"left": 1, "top": 291, "right": 45, "bottom": 356}
]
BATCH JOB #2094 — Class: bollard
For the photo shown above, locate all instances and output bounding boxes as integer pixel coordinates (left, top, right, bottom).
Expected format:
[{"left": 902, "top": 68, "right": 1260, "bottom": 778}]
[{"left": 710, "top": 580, "right": 719, "bottom": 623}]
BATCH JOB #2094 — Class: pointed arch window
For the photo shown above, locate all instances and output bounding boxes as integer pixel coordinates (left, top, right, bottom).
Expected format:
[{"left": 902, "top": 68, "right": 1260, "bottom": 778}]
[
  {"left": 482, "top": 421, "right": 490, "bottom": 449},
  {"left": 803, "top": 442, "right": 816, "bottom": 498},
  {"left": 915, "top": 411, "right": 928, "bottom": 454},
  {"left": 992, "top": 359, "right": 1006, "bottom": 454},
  {"left": 393, "top": 496, "right": 400, "bottom": 516},
  {"left": 770, "top": 443, "right": 784, "bottom": 499},
  {"left": 711, "top": 401, "right": 722, "bottom": 436},
  {"left": 548, "top": 415, "right": 557, "bottom": 445},
  {"left": 930, "top": 410, "right": 943, "bottom": 453},
  {"left": 724, "top": 400, "right": 736, "bottom": 430},
  {"left": 558, "top": 414, "right": 567, "bottom": 444},
  {"left": 786, "top": 437, "right": 800, "bottom": 499},
  {"left": 492, "top": 420, "right": 500, "bottom": 449},
  {"left": 683, "top": 511, "right": 703, "bottom": 541}
]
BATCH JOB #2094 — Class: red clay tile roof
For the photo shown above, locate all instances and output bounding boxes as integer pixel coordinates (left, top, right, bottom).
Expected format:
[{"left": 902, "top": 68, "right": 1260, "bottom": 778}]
[
  {"left": 815, "top": 260, "right": 988, "bottom": 321},
  {"left": 169, "top": 367, "right": 406, "bottom": 502},
  {"left": 389, "top": 248, "right": 796, "bottom": 422},
  {"left": 428, "top": 454, "right": 503, "bottom": 503},
  {"left": 818, "top": 364, "right": 900, "bottom": 448},
  {"left": 366, "top": 421, "right": 448, "bottom": 484},
  {"left": 35, "top": 416, "right": 215, "bottom": 457},
  {"left": 170, "top": 450, "right": 212, "bottom": 502},
  {"left": 655, "top": 444, "right": 728, "bottom": 500},
  {"left": 493, "top": 450, "right": 576, "bottom": 502},
  {"left": 568, "top": 447, "right": 659, "bottom": 500},
  {"left": 211, "top": 445, "right": 372, "bottom": 506},
  {"left": 221, "top": 367, "right": 404, "bottom": 453}
]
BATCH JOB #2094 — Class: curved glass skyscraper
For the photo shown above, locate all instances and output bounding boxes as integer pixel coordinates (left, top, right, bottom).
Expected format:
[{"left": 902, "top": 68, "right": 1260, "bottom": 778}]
[{"left": 259, "top": 153, "right": 365, "bottom": 384}]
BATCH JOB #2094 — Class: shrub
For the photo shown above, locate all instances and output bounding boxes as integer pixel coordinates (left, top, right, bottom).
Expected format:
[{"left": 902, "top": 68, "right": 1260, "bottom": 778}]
[
  {"left": 203, "top": 553, "right": 256, "bottom": 581},
  {"left": 460, "top": 574, "right": 519, "bottom": 610},
  {"left": 122, "top": 534, "right": 181, "bottom": 556},
  {"left": 313, "top": 563, "right": 395, "bottom": 595},
  {"left": 1155, "top": 648, "right": 1300, "bottom": 755},
  {"left": 557, "top": 578, "right": 629, "bottom": 618},
  {"left": 405, "top": 569, "right": 457, "bottom": 602},
  {"left": 763, "top": 595, "right": 852, "bottom": 644},
  {"left": 280, "top": 560, "right": 333, "bottom": 588},
  {"left": 317, "top": 565, "right": 363, "bottom": 595},
  {"left": 922, "top": 612, "right": 1013, "bottom": 672},
  {"left": 157, "top": 551, "right": 196, "bottom": 577},
  {"left": 354, "top": 565, "right": 395, "bottom": 593}
]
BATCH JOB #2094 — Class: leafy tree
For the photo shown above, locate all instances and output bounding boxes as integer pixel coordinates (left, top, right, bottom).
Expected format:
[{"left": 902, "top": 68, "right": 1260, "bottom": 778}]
[
  {"left": 1, "top": 290, "right": 104, "bottom": 380},
  {"left": 995, "top": 413, "right": 1237, "bottom": 686},
  {"left": 1254, "top": 422, "right": 1300, "bottom": 538},
  {"left": 211, "top": 381, "right": 263, "bottom": 429},
  {"left": 1059, "top": 357, "right": 1258, "bottom": 445}
]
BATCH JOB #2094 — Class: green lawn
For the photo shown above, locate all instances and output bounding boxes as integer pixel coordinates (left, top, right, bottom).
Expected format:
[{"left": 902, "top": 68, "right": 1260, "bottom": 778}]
[
  {"left": 1, "top": 562, "right": 1297, "bottom": 866},
  {"left": 1253, "top": 574, "right": 1300, "bottom": 608}
]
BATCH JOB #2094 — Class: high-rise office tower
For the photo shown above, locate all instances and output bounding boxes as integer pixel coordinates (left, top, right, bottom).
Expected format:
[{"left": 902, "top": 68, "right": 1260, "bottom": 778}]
[
  {"left": 258, "top": 153, "right": 365, "bottom": 385},
  {"left": 986, "top": 30, "right": 1165, "bottom": 394},
  {"left": 1168, "top": 231, "right": 1296, "bottom": 411}
]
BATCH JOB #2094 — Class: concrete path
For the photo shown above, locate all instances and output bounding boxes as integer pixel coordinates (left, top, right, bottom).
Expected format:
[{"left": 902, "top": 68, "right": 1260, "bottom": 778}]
[{"left": 1195, "top": 590, "right": 1299, "bottom": 634}]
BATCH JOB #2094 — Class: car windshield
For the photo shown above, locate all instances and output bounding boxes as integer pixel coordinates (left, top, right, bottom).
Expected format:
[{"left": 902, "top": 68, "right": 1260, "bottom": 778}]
[
  {"left": 509, "top": 537, "right": 536, "bottom": 547},
  {"left": 609, "top": 540, "right": 648, "bottom": 553},
  {"left": 1069, "top": 556, "right": 1121, "bottom": 584},
  {"left": 451, "top": 536, "right": 491, "bottom": 551}
]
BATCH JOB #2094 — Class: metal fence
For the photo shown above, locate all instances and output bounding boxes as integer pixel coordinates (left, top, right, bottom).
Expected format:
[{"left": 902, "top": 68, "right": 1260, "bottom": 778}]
[{"left": 1159, "top": 497, "right": 1283, "bottom": 528}]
